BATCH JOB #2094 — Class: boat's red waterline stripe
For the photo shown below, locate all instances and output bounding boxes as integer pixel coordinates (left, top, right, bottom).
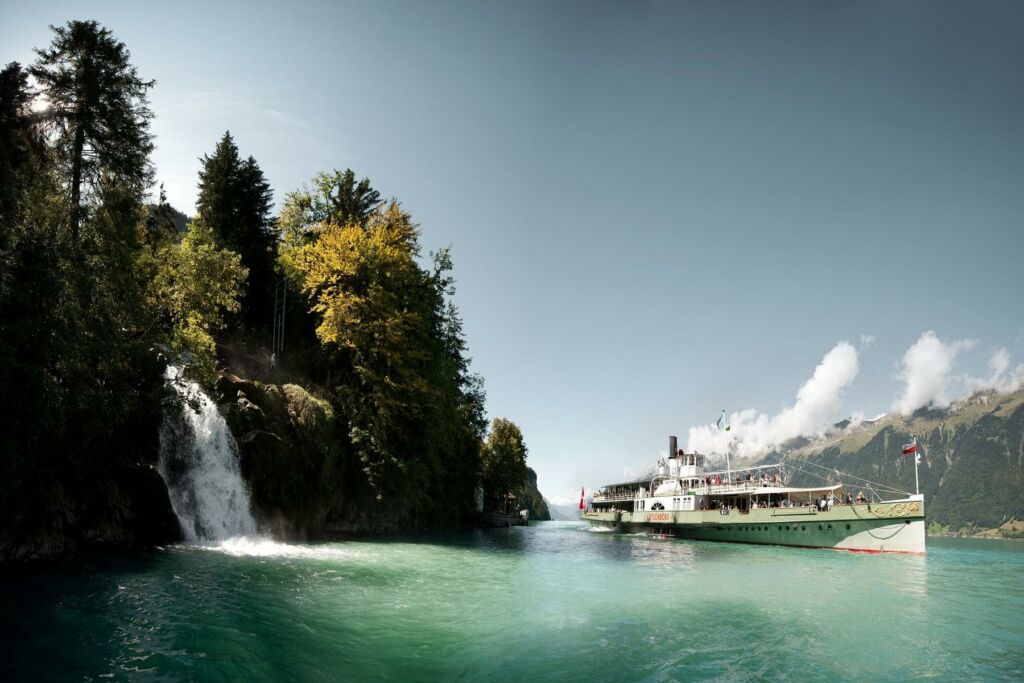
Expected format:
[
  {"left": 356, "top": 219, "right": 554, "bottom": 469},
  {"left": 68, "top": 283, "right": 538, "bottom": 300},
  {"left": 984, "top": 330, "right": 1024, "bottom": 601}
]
[{"left": 643, "top": 534, "right": 925, "bottom": 555}]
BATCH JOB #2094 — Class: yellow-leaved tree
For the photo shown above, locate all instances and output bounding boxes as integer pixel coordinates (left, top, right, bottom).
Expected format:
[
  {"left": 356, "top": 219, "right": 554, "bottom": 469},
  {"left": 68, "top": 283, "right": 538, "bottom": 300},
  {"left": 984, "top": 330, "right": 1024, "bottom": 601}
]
[{"left": 292, "top": 203, "right": 443, "bottom": 499}]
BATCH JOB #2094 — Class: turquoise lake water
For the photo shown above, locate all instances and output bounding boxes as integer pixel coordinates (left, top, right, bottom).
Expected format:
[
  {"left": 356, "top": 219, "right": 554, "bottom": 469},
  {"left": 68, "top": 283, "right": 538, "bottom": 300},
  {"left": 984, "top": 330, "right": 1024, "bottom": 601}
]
[{"left": 2, "top": 522, "right": 1022, "bottom": 682}]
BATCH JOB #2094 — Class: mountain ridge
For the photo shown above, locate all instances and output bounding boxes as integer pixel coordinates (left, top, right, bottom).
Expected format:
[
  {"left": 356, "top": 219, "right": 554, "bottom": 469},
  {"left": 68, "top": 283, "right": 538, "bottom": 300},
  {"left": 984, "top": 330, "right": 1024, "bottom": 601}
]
[{"left": 760, "top": 388, "right": 1024, "bottom": 533}]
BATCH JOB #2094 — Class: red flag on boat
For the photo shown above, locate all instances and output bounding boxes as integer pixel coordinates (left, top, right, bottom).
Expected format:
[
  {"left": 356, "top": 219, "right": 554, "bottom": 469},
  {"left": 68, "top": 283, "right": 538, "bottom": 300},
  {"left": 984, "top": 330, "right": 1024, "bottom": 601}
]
[
  {"left": 902, "top": 438, "right": 917, "bottom": 456},
  {"left": 578, "top": 486, "right": 585, "bottom": 510}
]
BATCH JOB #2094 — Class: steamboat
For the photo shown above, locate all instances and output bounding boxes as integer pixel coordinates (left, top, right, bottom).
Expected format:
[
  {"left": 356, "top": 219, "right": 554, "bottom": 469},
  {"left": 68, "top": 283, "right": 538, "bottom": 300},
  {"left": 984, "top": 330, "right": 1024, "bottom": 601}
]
[{"left": 581, "top": 436, "right": 925, "bottom": 554}]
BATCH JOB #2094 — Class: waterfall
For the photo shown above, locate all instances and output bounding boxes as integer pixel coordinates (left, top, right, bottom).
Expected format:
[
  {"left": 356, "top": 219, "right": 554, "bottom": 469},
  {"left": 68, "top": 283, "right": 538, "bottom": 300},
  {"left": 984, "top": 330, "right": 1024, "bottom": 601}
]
[{"left": 158, "top": 365, "right": 258, "bottom": 542}]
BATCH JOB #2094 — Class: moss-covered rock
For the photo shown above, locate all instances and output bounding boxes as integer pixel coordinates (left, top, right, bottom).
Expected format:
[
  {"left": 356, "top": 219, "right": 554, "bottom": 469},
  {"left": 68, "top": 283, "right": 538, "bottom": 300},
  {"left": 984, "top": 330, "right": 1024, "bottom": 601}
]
[
  {"left": 214, "top": 370, "right": 488, "bottom": 539},
  {"left": 215, "top": 373, "right": 342, "bottom": 538}
]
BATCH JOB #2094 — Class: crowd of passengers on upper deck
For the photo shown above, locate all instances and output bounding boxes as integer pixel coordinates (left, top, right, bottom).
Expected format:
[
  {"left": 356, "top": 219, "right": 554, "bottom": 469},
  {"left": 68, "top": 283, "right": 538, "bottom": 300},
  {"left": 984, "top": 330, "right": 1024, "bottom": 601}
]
[
  {"left": 745, "top": 491, "right": 869, "bottom": 511},
  {"left": 703, "top": 472, "right": 782, "bottom": 487}
]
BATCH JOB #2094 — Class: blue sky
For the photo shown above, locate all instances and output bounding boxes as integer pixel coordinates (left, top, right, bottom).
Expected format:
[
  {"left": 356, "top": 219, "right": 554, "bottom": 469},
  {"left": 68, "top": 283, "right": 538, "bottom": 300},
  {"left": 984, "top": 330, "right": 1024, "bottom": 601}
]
[{"left": 5, "top": 1, "right": 1023, "bottom": 504}]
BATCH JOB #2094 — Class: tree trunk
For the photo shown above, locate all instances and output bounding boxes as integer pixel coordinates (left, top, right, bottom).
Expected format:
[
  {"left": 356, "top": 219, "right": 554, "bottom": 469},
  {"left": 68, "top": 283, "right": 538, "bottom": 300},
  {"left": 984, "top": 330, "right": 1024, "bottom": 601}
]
[{"left": 70, "top": 122, "right": 84, "bottom": 242}]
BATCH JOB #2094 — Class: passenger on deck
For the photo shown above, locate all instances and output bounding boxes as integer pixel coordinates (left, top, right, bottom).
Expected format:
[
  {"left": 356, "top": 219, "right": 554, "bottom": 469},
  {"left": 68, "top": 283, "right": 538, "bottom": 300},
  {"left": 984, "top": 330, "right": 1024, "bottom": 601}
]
[{"left": 856, "top": 492, "right": 866, "bottom": 503}]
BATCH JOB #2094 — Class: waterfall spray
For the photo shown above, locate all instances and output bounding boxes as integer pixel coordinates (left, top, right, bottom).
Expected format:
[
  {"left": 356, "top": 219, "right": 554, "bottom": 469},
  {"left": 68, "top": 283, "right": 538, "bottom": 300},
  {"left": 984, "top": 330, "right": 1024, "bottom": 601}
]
[{"left": 158, "top": 365, "right": 258, "bottom": 541}]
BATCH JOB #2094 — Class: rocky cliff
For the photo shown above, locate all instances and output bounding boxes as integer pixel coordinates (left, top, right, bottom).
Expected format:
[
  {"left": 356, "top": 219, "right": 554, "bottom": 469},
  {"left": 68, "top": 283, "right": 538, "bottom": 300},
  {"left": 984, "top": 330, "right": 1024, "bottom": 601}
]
[{"left": 518, "top": 467, "right": 551, "bottom": 521}]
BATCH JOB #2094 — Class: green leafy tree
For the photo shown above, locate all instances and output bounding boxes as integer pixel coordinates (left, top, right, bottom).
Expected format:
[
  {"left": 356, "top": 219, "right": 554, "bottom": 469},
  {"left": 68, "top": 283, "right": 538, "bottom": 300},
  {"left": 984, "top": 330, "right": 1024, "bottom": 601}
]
[
  {"left": 30, "top": 20, "right": 154, "bottom": 241},
  {"left": 481, "top": 418, "right": 529, "bottom": 510},
  {"left": 152, "top": 218, "right": 248, "bottom": 380}
]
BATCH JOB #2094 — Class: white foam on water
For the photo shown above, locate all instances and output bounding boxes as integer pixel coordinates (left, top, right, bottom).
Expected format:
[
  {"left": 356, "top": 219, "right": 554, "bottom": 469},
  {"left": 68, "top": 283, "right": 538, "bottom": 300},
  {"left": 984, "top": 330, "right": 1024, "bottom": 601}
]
[
  {"left": 158, "top": 366, "right": 259, "bottom": 542},
  {"left": 191, "top": 536, "right": 357, "bottom": 560}
]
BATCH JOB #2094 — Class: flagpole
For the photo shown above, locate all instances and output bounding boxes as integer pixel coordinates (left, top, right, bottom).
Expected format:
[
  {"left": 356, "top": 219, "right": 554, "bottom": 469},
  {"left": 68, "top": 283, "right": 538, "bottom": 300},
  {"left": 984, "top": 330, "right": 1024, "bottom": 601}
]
[{"left": 914, "top": 437, "right": 920, "bottom": 496}]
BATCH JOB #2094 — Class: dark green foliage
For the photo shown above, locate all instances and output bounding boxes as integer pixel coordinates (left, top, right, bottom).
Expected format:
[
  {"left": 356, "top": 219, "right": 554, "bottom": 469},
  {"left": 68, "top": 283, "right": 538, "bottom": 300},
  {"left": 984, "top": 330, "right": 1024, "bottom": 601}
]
[
  {"left": 145, "top": 184, "right": 185, "bottom": 246},
  {"left": 278, "top": 169, "right": 381, "bottom": 247},
  {"left": 30, "top": 21, "right": 154, "bottom": 240},
  {"left": 196, "top": 132, "right": 277, "bottom": 332},
  {"left": 481, "top": 418, "right": 529, "bottom": 512},
  {"left": 0, "top": 24, "right": 179, "bottom": 560},
  {"left": 319, "top": 168, "right": 382, "bottom": 226},
  {"left": 0, "top": 63, "right": 43, "bottom": 231}
]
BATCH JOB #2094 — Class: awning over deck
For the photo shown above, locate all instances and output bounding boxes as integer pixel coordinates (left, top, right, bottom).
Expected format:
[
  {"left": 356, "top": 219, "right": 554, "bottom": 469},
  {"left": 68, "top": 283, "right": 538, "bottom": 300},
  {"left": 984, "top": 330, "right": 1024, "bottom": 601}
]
[{"left": 707, "top": 483, "right": 843, "bottom": 497}]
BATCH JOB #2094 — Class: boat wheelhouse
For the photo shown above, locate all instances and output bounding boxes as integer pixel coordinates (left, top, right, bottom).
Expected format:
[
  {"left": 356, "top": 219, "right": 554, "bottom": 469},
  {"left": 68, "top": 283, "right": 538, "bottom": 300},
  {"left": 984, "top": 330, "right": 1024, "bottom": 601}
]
[{"left": 582, "top": 436, "right": 925, "bottom": 554}]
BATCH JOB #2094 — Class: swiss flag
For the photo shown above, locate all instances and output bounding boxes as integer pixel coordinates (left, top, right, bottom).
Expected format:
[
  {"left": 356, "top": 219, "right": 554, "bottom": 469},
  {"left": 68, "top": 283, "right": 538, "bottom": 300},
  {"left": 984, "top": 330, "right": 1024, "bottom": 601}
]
[
  {"left": 902, "top": 439, "right": 917, "bottom": 456},
  {"left": 578, "top": 486, "right": 585, "bottom": 510}
]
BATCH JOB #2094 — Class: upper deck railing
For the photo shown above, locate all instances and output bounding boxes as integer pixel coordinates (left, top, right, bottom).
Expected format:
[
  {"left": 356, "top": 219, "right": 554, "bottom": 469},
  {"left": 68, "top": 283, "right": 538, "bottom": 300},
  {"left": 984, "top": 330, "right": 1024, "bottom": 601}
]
[{"left": 592, "top": 477, "right": 824, "bottom": 503}]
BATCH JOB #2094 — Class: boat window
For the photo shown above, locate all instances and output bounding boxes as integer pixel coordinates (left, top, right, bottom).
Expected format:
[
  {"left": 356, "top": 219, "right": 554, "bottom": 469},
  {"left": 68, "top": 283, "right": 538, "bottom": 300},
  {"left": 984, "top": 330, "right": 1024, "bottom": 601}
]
[{"left": 651, "top": 502, "right": 665, "bottom": 511}]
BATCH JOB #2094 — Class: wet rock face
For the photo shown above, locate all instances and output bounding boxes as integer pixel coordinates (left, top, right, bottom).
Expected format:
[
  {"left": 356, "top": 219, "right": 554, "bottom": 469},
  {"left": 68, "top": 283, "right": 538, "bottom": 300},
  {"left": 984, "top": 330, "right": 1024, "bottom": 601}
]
[
  {"left": 118, "top": 463, "right": 184, "bottom": 546},
  {"left": 0, "top": 462, "right": 182, "bottom": 562}
]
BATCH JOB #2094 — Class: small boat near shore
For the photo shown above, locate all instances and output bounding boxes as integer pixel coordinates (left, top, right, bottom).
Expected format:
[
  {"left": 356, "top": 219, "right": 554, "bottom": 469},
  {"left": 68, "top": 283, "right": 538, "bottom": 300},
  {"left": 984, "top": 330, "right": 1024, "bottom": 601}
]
[{"left": 581, "top": 436, "right": 925, "bottom": 554}]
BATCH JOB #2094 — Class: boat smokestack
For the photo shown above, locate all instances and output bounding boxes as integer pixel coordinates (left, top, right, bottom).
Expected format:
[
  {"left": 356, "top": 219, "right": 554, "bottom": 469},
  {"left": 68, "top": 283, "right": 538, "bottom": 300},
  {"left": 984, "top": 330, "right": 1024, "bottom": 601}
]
[{"left": 669, "top": 435, "right": 677, "bottom": 458}]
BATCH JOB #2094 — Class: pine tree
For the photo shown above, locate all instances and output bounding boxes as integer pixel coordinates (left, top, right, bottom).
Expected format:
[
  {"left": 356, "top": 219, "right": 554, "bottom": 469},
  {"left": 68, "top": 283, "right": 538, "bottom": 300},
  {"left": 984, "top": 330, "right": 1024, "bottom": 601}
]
[
  {"left": 30, "top": 21, "right": 154, "bottom": 241},
  {"left": 0, "top": 63, "right": 42, "bottom": 228},
  {"left": 323, "top": 169, "right": 381, "bottom": 226},
  {"left": 236, "top": 155, "right": 277, "bottom": 331},
  {"left": 196, "top": 132, "right": 241, "bottom": 240},
  {"left": 278, "top": 169, "right": 381, "bottom": 247},
  {"left": 196, "top": 133, "right": 276, "bottom": 331}
]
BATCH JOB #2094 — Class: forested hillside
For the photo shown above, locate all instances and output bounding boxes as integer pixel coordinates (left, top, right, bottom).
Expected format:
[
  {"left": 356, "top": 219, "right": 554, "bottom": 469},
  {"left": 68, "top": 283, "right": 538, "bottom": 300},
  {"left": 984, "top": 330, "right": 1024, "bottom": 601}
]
[{"left": 778, "top": 389, "right": 1024, "bottom": 534}]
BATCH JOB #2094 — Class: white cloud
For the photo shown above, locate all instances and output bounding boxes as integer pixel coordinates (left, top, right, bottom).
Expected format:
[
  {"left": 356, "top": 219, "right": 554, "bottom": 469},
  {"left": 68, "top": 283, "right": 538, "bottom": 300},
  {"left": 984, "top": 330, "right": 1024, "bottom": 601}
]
[
  {"left": 892, "top": 331, "right": 975, "bottom": 415},
  {"left": 966, "top": 348, "right": 1024, "bottom": 395},
  {"left": 547, "top": 488, "right": 585, "bottom": 507},
  {"left": 860, "top": 334, "right": 876, "bottom": 351},
  {"left": 686, "top": 340, "right": 860, "bottom": 458}
]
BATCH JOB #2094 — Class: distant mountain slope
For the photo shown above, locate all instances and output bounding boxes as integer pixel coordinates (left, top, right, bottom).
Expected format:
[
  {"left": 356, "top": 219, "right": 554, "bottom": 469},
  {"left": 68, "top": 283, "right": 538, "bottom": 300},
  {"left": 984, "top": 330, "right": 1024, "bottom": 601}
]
[
  {"left": 770, "top": 389, "right": 1024, "bottom": 532},
  {"left": 548, "top": 503, "right": 581, "bottom": 521}
]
